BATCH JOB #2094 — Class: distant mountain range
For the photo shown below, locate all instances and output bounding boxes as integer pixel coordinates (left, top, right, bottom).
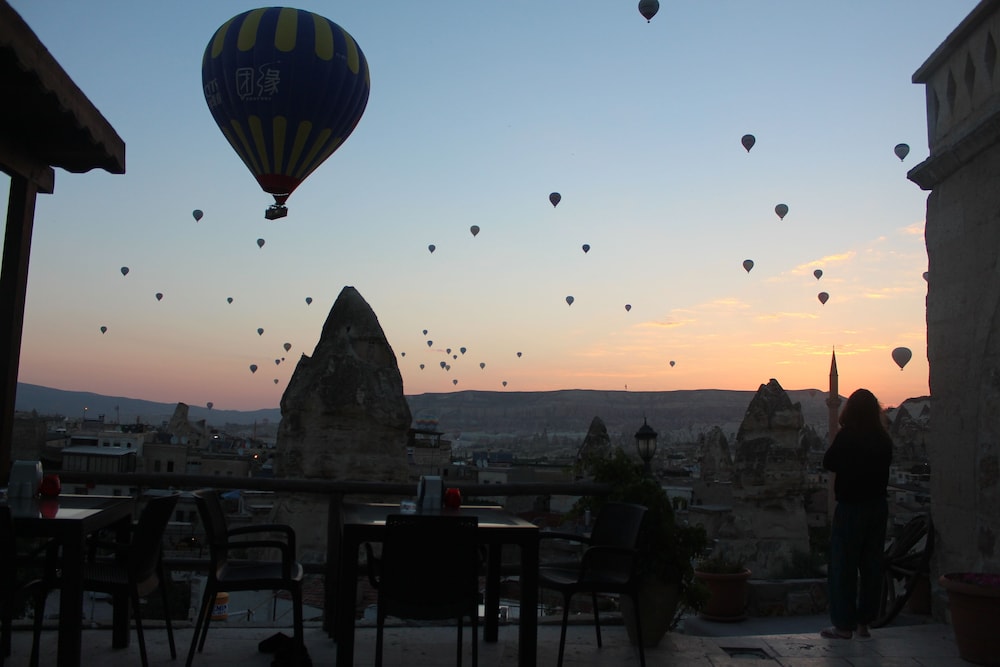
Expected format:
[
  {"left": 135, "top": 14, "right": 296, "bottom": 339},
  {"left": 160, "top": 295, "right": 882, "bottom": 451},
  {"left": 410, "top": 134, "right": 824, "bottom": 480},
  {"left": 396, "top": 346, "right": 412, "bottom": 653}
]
[{"left": 16, "top": 382, "right": 847, "bottom": 443}]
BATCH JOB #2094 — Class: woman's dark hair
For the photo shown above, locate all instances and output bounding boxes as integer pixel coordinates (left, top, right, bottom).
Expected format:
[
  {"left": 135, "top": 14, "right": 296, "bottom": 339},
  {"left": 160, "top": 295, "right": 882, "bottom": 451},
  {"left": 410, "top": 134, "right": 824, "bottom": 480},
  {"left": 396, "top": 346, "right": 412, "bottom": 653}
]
[{"left": 839, "top": 388, "right": 888, "bottom": 434}]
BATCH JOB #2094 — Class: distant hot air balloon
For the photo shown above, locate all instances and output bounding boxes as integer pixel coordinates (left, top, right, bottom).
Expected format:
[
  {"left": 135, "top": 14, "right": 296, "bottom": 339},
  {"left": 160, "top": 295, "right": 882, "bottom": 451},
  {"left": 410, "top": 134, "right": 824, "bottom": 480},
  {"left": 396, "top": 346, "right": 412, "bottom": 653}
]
[
  {"left": 401, "top": 352, "right": 406, "bottom": 357},
  {"left": 814, "top": 269, "right": 823, "bottom": 280},
  {"left": 625, "top": 304, "right": 632, "bottom": 312},
  {"left": 446, "top": 348, "right": 452, "bottom": 354},
  {"left": 422, "top": 329, "right": 428, "bottom": 335},
  {"left": 192, "top": 209, "right": 204, "bottom": 222},
  {"left": 202, "top": 8, "right": 371, "bottom": 219},
  {"left": 460, "top": 347, "right": 467, "bottom": 355},
  {"left": 419, "top": 364, "right": 425, "bottom": 370},
  {"left": 275, "top": 359, "right": 281, "bottom": 365},
  {"left": 100, "top": 326, "right": 107, "bottom": 334},
  {"left": 638, "top": 0, "right": 659, "bottom": 22},
  {"left": 892, "top": 347, "right": 913, "bottom": 370},
  {"left": 743, "top": 259, "right": 754, "bottom": 273},
  {"left": 479, "top": 362, "right": 486, "bottom": 370},
  {"left": 741, "top": 134, "right": 755, "bottom": 152},
  {"left": 428, "top": 244, "right": 436, "bottom": 253},
  {"left": 274, "top": 379, "right": 279, "bottom": 384},
  {"left": 283, "top": 342, "right": 291, "bottom": 351},
  {"left": 775, "top": 204, "right": 789, "bottom": 220},
  {"left": 582, "top": 244, "right": 590, "bottom": 254},
  {"left": 517, "top": 351, "right": 522, "bottom": 358},
  {"left": 502, "top": 381, "right": 507, "bottom": 387},
  {"left": 427, "top": 340, "right": 433, "bottom": 347},
  {"left": 249, "top": 364, "right": 258, "bottom": 373},
  {"left": 549, "top": 192, "right": 561, "bottom": 207},
  {"left": 227, "top": 297, "right": 234, "bottom": 304},
  {"left": 440, "top": 361, "right": 446, "bottom": 369},
  {"left": 669, "top": 360, "right": 675, "bottom": 367},
  {"left": 257, "top": 238, "right": 265, "bottom": 248},
  {"left": 257, "top": 327, "right": 264, "bottom": 336},
  {"left": 207, "top": 401, "right": 214, "bottom": 409},
  {"left": 120, "top": 266, "right": 129, "bottom": 276},
  {"left": 155, "top": 292, "right": 163, "bottom": 301},
  {"left": 894, "top": 143, "right": 910, "bottom": 161},
  {"left": 470, "top": 225, "right": 480, "bottom": 237},
  {"left": 565, "top": 296, "right": 574, "bottom": 306},
  {"left": 453, "top": 379, "right": 458, "bottom": 386},
  {"left": 818, "top": 292, "right": 829, "bottom": 305},
  {"left": 923, "top": 271, "right": 929, "bottom": 282},
  {"left": 305, "top": 297, "right": 313, "bottom": 305}
]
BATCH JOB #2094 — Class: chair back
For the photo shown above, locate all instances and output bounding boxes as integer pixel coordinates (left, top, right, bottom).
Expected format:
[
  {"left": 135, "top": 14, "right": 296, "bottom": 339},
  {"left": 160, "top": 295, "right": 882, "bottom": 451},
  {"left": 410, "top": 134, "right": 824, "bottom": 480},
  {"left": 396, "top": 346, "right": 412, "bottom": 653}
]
[
  {"left": 584, "top": 502, "right": 647, "bottom": 581},
  {"left": 379, "top": 514, "right": 480, "bottom": 620},
  {"left": 192, "top": 489, "right": 231, "bottom": 572},
  {"left": 129, "top": 494, "right": 180, "bottom": 582}
]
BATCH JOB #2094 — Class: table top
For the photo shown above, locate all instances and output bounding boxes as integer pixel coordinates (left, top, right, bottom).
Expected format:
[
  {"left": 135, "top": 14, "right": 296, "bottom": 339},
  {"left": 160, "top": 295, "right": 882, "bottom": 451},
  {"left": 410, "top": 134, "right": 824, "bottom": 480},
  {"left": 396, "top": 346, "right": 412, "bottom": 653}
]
[
  {"left": 3, "top": 494, "right": 133, "bottom": 523},
  {"left": 342, "top": 502, "right": 539, "bottom": 531}
]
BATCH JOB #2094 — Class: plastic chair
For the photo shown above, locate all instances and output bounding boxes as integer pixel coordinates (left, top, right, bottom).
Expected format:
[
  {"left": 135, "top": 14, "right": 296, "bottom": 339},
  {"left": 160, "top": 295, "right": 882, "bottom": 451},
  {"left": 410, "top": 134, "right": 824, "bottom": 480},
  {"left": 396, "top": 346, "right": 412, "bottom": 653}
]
[
  {"left": 366, "top": 515, "right": 481, "bottom": 667},
  {"left": 80, "top": 492, "right": 180, "bottom": 667},
  {"left": 0, "top": 506, "right": 49, "bottom": 667},
  {"left": 537, "top": 502, "right": 648, "bottom": 667},
  {"left": 186, "top": 489, "right": 304, "bottom": 667}
]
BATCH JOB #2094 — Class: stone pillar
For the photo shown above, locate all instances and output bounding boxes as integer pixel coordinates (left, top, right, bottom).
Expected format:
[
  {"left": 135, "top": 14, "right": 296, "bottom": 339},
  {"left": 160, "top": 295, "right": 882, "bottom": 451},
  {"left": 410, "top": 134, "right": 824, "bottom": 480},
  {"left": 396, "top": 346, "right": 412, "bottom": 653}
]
[{"left": 909, "top": 4, "right": 1000, "bottom": 591}]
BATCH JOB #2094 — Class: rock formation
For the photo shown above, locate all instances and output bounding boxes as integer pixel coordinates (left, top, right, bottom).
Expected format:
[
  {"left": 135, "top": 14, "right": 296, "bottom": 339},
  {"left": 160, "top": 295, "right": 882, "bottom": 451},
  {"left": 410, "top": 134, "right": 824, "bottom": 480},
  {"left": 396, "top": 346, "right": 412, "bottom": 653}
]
[
  {"left": 718, "top": 379, "right": 811, "bottom": 577},
  {"left": 575, "top": 416, "right": 612, "bottom": 474},
  {"left": 697, "top": 425, "right": 733, "bottom": 482},
  {"left": 166, "top": 402, "right": 206, "bottom": 447},
  {"left": 272, "top": 286, "right": 412, "bottom": 558}
]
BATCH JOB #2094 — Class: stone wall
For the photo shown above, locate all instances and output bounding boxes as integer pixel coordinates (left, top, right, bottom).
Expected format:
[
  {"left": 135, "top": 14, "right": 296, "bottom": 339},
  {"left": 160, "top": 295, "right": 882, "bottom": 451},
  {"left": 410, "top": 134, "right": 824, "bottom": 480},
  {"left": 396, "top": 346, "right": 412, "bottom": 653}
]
[{"left": 910, "top": 2, "right": 1000, "bottom": 607}]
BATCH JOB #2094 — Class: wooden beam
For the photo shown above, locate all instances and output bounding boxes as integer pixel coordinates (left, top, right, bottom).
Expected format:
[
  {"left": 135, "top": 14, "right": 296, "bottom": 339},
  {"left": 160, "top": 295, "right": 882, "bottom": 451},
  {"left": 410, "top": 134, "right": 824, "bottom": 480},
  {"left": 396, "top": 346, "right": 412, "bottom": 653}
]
[
  {"left": 0, "top": 174, "right": 39, "bottom": 475},
  {"left": 0, "top": 136, "right": 55, "bottom": 193}
]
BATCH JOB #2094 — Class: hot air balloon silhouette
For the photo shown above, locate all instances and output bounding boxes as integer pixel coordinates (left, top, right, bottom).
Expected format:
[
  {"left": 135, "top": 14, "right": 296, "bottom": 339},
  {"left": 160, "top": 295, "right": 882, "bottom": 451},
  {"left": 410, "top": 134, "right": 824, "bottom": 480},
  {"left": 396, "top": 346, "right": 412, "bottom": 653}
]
[
  {"left": 669, "top": 360, "right": 675, "bottom": 367},
  {"left": 428, "top": 244, "right": 436, "bottom": 253},
  {"left": 517, "top": 351, "right": 522, "bottom": 358},
  {"left": 814, "top": 269, "right": 823, "bottom": 280},
  {"left": 565, "top": 296, "right": 574, "bottom": 306},
  {"left": 818, "top": 292, "right": 829, "bottom": 305},
  {"left": 100, "top": 326, "right": 107, "bottom": 334},
  {"left": 460, "top": 347, "right": 467, "bottom": 355},
  {"left": 155, "top": 292, "right": 163, "bottom": 301},
  {"left": 227, "top": 296, "right": 234, "bottom": 303},
  {"left": 427, "top": 340, "right": 433, "bottom": 347},
  {"left": 305, "top": 297, "right": 313, "bottom": 304},
  {"left": 743, "top": 259, "right": 754, "bottom": 273},
  {"left": 275, "top": 359, "right": 281, "bottom": 365},
  {"left": 274, "top": 378, "right": 279, "bottom": 384},
  {"left": 775, "top": 204, "right": 789, "bottom": 220},
  {"left": 440, "top": 361, "right": 447, "bottom": 369},
  {"left": 891, "top": 347, "right": 912, "bottom": 370},
  {"left": 502, "top": 381, "right": 507, "bottom": 387},
  {"left": 625, "top": 304, "right": 632, "bottom": 312},
  {"left": 120, "top": 266, "right": 129, "bottom": 276},
  {"left": 470, "top": 225, "right": 480, "bottom": 237},
  {"left": 894, "top": 143, "right": 910, "bottom": 161},
  {"left": 582, "top": 244, "right": 590, "bottom": 254},
  {"left": 741, "top": 134, "right": 755, "bottom": 152},
  {"left": 249, "top": 364, "right": 258, "bottom": 373},
  {"left": 257, "top": 327, "right": 264, "bottom": 336},
  {"left": 549, "top": 192, "right": 561, "bottom": 207},
  {"left": 419, "top": 364, "right": 425, "bottom": 370},
  {"left": 453, "top": 379, "right": 458, "bottom": 386},
  {"left": 257, "top": 238, "right": 265, "bottom": 248},
  {"left": 202, "top": 8, "right": 371, "bottom": 220},
  {"left": 638, "top": 0, "right": 659, "bottom": 22},
  {"left": 283, "top": 342, "right": 292, "bottom": 351},
  {"left": 480, "top": 362, "right": 486, "bottom": 370},
  {"left": 192, "top": 209, "right": 204, "bottom": 221},
  {"left": 207, "top": 401, "right": 214, "bottom": 409}
]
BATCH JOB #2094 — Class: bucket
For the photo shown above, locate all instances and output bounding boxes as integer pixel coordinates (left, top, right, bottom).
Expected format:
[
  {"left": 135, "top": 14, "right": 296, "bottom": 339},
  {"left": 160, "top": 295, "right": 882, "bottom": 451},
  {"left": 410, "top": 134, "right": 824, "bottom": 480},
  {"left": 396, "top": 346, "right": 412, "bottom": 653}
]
[{"left": 211, "top": 592, "right": 230, "bottom": 621}]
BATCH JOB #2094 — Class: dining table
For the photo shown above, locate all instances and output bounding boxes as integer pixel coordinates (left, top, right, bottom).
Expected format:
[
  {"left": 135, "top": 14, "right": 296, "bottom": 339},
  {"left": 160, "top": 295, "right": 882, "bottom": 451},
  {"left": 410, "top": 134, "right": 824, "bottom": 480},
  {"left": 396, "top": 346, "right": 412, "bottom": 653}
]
[
  {"left": 329, "top": 502, "right": 540, "bottom": 667},
  {"left": 6, "top": 493, "right": 136, "bottom": 667}
]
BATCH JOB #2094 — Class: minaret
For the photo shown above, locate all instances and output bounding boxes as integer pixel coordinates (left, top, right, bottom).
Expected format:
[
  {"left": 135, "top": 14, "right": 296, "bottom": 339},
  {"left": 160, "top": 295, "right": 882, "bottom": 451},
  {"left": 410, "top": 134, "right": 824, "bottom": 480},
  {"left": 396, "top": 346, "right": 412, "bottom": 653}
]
[{"left": 826, "top": 348, "right": 842, "bottom": 443}]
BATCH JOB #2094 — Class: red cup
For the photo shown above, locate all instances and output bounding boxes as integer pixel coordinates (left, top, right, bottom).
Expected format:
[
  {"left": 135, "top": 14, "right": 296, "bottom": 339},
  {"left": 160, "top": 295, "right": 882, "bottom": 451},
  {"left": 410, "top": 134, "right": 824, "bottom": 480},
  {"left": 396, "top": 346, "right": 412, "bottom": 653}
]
[
  {"left": 39, "top": 473, "right": 61, "bottom": 498},
  {"left": 444, "top": 487, "right": 462, "bottom": 509}
]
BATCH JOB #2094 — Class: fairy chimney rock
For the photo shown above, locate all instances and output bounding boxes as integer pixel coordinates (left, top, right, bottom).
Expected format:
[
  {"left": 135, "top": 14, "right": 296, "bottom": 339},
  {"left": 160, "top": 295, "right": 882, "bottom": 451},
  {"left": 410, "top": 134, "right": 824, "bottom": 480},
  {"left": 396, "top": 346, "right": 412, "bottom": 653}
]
[{"left": 576, "top": 416, "right": 612, "bottom": 473}]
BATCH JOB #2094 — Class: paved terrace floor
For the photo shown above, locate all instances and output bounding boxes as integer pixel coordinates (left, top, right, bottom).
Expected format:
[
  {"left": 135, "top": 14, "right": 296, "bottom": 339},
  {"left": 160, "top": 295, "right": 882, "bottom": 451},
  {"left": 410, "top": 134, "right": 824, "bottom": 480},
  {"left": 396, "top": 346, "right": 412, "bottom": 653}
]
[{"left": 5, "top": 614, "right": 968, "bottom": 666}]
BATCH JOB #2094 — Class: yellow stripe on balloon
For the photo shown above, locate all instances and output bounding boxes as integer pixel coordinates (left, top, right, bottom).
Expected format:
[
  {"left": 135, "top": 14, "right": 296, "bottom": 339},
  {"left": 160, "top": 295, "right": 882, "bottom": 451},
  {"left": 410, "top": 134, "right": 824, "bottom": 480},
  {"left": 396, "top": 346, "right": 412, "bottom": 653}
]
[
  {"left": 272, "top": 116, "right": 287, "bottom": 175},
  {"left": 275, "top": 8, "right": 298, "bottom": 52},
  {"left": 221, "top": 126, "right": 254, "bottom": 173},
  {"left": 210, "top": 17, "right": 236, "bottom": 59},
  {"left": 313, "top": 14, "right": 333, "bottom": 60},
  {"left": 342, "top": 29, "right": 360, "bottom": 74},
  {"left": 228, "top": 119, "right": 262, "bottom": 175},
  {"left": 238, "top": 8, "right": 267, "bottom": 52},
  {"left": 286, "top": 121, "right": 313, "bottom": 176},
  {"left": 248, "top": 116, "right": 270, "bottom": 174},
  {"left": 294, "top": 128, "right": 333, "bottom": 180}
]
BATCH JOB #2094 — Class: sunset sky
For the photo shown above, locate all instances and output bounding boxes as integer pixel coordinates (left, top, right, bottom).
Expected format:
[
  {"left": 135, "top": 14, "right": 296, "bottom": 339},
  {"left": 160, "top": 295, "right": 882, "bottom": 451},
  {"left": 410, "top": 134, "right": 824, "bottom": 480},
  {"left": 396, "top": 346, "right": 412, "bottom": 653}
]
[{"left": 3, "top": 1, "right": 977, "bottom": 411}]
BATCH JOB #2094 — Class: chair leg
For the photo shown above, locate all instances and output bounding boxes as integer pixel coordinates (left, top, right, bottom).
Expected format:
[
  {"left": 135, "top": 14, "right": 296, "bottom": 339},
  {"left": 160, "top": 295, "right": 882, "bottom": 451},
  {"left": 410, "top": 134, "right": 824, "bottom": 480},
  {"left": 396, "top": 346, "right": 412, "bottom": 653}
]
[
  {"left": 130, "top": 587, "right": 149, "bottom": 667},
  {"left": 158, "top": 561, "right": 177, "bottom": 659},
  {"left": 631, "top": 593, "right": 646, "bottom": 667},
  {"left": 292, "top": 585, "right": 305, "bottom": 662},
  {"left": 456, "top": 615, "right": 463, "bottom": 667},
  {"left": 592, "top": 592, "right": 602, "bottom": 647},
  {"left": 557, "top": 595, "right": 571, "bottom": 667},
  {"left": 196, "top": 594, "right": 214, "bottom": 652},
  {"left": 185, "top": 587, "right": 213, "bottom": 667},
  {"left": 375, "top": 607, "right": 385, "bottom": 667},
  {"left": 30, "top": 590, "right": 45, "bottom": 667},
  {"left": 471, "top": 609, "right": 478, "bottom": 667}
]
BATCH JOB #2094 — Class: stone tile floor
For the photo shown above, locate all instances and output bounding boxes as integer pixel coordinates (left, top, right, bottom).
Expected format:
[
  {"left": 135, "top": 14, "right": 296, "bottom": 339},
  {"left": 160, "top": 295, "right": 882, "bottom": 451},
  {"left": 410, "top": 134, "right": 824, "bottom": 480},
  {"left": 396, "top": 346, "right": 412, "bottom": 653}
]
[{"left": 4, "top": 615, "right": 968, "bottom": 666}]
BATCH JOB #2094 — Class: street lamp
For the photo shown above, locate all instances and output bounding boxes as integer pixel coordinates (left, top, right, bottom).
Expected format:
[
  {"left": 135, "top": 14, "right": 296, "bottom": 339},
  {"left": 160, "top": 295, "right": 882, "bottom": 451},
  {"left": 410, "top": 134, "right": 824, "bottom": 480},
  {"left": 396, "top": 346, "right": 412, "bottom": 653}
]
[{"left": 635, "top": 418, "right": 658, "bottom": 476}]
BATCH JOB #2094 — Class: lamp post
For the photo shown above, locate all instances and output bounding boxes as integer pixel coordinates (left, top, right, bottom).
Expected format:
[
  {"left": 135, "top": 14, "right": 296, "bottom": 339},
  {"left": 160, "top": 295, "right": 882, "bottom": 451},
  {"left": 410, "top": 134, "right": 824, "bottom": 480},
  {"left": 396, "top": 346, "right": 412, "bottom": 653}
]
[{"left": 635, "top": 418, "right": 658, "bottom": 477}]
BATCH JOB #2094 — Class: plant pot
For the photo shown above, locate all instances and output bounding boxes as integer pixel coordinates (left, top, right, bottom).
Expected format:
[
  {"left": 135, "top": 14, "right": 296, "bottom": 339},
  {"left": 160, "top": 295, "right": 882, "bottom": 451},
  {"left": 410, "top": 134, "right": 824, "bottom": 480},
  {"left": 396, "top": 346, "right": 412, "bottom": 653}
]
[
  {"left": 939, "top": 573, "right": 1000, "bottom": 666},
  {"left": 621, "top": 577, "right": 679, "bottom": 647},
  {"left": 694, "top": 568, "right": 751, "bottom": 621}
]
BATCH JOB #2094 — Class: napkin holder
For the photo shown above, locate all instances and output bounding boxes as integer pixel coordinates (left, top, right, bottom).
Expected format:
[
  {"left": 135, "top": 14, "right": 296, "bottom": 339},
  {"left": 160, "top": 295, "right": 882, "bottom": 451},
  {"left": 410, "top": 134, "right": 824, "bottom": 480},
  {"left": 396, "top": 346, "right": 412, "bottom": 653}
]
[
  {"left": 417, "top": 475, "right": 443, "bottom": 511},
  {"left": 8, "top": 460, "right": 42, "bottom": 498}
]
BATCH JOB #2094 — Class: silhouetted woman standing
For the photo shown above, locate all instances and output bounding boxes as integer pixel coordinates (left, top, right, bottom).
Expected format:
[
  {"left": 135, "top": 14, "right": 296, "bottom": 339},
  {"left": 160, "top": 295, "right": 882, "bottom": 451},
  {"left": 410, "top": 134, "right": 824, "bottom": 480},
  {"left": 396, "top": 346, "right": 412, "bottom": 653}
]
[{"left": 821, "top": 388, "right": 893, "bottom": 640}]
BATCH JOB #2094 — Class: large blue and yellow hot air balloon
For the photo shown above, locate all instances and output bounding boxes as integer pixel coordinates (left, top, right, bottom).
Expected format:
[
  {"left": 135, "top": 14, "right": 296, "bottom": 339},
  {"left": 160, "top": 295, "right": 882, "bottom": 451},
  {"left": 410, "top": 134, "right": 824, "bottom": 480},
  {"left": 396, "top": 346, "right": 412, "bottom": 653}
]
[{"left": 202, "top": 8, "right": 370, "bottom": 219}]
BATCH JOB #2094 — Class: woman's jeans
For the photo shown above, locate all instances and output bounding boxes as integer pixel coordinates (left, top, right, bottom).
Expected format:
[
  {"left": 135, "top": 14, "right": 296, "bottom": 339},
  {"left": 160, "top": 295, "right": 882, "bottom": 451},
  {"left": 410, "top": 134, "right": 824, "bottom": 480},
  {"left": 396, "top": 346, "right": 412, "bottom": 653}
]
[{"left": 829, "top": 497, "right": 888, "bottom": 629}]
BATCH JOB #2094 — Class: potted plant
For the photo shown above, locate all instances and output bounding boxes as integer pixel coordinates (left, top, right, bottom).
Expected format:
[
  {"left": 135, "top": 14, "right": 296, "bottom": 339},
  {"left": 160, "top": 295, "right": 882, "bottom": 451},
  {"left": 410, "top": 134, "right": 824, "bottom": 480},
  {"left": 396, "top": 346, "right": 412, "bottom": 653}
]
[
  {"left": 939, "top": 572, "right": 1000, "bottom": 665},
  {"left": 574, "top": 447, "right": 708, "bottom": 645},
  {"left": 693, "top": 553, "right": 752, "bottom": 621}
]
